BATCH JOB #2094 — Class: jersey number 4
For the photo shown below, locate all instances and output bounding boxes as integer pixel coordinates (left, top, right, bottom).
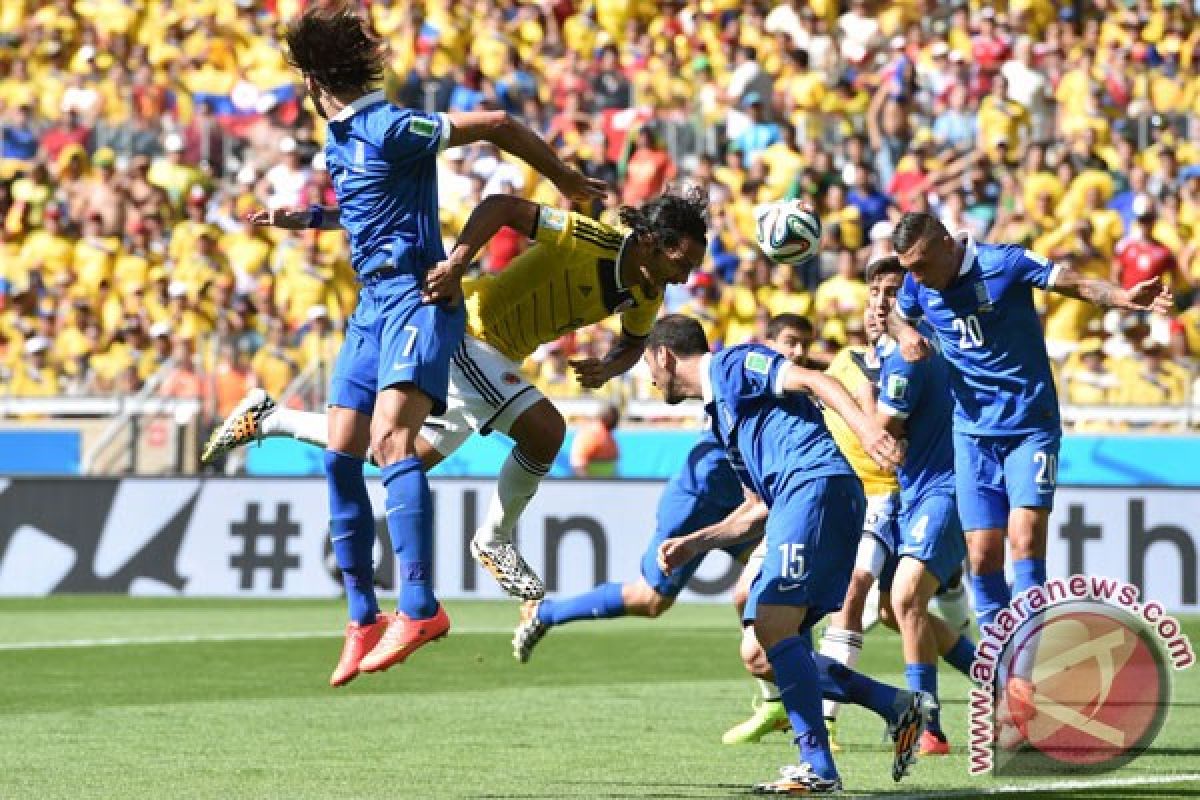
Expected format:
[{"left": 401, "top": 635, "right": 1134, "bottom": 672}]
[{"left": 952, "top": 314, "right": 985, "bottom": 349}]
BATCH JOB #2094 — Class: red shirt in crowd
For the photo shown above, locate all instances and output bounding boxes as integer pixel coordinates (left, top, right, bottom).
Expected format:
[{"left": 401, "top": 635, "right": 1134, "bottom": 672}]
[
  {"left": 623, "top": 147, "right": 675, "bottom": 205},
  {"left": 1114, "top": 235, "right": 1180, "bottom": 290}
]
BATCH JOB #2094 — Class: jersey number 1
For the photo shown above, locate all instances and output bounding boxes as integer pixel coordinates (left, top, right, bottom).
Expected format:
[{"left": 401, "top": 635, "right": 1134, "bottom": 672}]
[{"left": 953, "top": 314, "right": 985, "bottom": 349}]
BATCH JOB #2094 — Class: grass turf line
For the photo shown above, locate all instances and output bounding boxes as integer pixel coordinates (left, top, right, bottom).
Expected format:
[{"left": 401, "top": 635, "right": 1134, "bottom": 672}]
[{"left": 0, "top": 598, "right": 1196, "bottom": 799}]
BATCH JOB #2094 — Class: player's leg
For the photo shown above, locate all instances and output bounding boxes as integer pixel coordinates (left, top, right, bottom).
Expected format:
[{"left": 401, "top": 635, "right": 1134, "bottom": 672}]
[
  {"left": 1002, "top": 429, "right": 1059, "bottom": 597},
  {"left": 514, "top": 485, "right": 730, "bottom": 662},
  {"left": 359, "top": 293, "right": 465, "bottom": 672},
  {"left": 955, "top": 431, "right": 1012, "bottom": 629},
  {"left": 723, "top": 543, "right": 791, "bottom": 745},
  {"left": 751, "top": 477, "right": 928, "bottom": 792},
  {"left": 323, "top": 306, "right": 389, "bottom": 686},
  {"left": 820, "top": 492, "right": 899, "bottom": 746},
  {"left": 933, "top": 566, "right": 974, "bottom": 636}
]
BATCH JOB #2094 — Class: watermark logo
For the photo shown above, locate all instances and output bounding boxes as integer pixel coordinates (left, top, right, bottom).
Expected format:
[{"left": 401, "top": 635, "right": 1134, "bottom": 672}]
[{"left": 968, "top": 575, "right": 1194, "bottom": 777}]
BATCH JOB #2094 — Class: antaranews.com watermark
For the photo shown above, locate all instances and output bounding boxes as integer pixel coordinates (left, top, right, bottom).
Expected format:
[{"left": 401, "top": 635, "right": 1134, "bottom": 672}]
[{"left": 968, "top": 574, "right": 1195, "bottom": 776}]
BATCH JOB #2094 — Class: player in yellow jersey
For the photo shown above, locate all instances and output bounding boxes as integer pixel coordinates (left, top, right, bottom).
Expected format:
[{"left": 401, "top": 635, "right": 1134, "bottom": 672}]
[{"left": 203, "top": 188, "right": 708, "bottom": 601}]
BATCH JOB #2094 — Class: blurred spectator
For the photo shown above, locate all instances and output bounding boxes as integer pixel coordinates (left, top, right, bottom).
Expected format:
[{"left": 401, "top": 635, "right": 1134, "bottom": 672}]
[
  {"left": 570, "top": 403, "right": 620, "bottom": 477},
  {"left": 1113, "top": 195, "right": 1186, "bottom": 291}
]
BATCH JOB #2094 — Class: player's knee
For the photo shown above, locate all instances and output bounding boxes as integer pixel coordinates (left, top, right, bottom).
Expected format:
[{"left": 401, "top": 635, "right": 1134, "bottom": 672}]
[
  {"left": 511, "top": 401, "right": 566, "bottom": 465},
  {"left": 369, "top": 424, "right": 418, "bottom": 466},
  {"left": 740, "top": 630, "right": 771, "bottom": 678},
  {"left": 891, "top": 588, "right": 927, "bottom": 629},
  {"left": 967, "top": 537, "right": 1006, "bottom": 574}
]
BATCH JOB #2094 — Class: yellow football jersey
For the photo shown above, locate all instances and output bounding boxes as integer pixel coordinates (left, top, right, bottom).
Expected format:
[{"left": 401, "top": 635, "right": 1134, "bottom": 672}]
[
  {"left": 823, "top": 346, "right": 899, "bottom": 497},
  {"left": 464, "top": 208, "right": 662, "bottom": 363}
]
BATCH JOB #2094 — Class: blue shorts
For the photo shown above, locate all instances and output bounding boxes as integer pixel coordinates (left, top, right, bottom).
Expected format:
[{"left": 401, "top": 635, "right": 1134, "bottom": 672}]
[
  {"left": 640, "top": 486, "right": 750, "bottom": 597},
  {"left": 897, "top": 489, "right": 967, "bottom": 589},
  {"left": 953, "top": 428, "right": 1060, "bottom": 532},
  {"left": 330, "top": 275, "right": 466, "bottom": 417},
  {"left": 743, "top": 474, "right": 865, "bottom": 629}
]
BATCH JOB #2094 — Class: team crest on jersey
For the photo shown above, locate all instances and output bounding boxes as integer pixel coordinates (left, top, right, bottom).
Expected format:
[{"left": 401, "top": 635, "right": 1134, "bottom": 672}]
[
  {"left": 745, "top": 352, "right": 771, "bottom": 374},
  {"left": 540, "top": 207, "right": 567, "bottom": 232},
  {"left": 886, "top": 374, "right": 909, "bottom": 401},
  {"left": 974, "top": 281, "right": 994, "bottom": 312},
  {"left": 408, "top": 117, "right": 438, "bottom": 138}
]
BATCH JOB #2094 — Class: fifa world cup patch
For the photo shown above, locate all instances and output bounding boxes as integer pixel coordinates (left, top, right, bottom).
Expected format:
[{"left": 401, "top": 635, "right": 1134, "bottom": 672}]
[
  {"left": 408, "top": 117, "right": 438, "bottom": 138},
  {"left": 886, "top": 374, "right": 908, "bottom": 401},
  {"left": 745, "top": 352, "right": 771, "bottom": 374},
  {"left": 539, "top": 207, "right": 567, "bottom": 232}
]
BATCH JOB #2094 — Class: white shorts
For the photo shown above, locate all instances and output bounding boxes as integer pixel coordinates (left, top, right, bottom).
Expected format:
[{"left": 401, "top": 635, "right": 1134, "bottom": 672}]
[
  {"left": 420, "top": 336, "right": 545, "bottom": 457},
  {"left": 863, "top": 490, "right": 901, "bottom": 552}
]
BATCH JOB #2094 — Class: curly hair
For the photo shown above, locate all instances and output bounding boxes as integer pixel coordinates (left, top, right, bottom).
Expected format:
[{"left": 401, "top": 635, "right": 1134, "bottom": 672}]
[
  {"left": 284, "top": 3, "right": 384, "bottom": 97},
  {"left": 619, "top": 185, "right": 709, "bottom": 252}
]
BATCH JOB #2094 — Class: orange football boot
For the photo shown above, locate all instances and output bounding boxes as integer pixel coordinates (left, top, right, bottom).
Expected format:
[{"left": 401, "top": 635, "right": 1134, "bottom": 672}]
[
  {"left": 919, "top": 729, "right": 951, "bottom": 756},
  {"left": 330, "top": 614, "right": 392, "bottom": 687},
  {"left": 359, "top": 606, "right": 451, "bottom": 673}
]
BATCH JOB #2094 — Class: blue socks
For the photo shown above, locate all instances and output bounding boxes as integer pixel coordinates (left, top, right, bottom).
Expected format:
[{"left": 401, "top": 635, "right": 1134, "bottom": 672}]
[
  {"left": 812, "top": 651, "right": 902, "bottom": 724},
  {"left": 381, "top": 456, "right": 438, "bottom": 620},
  {"left": 325, "top": 450, "right": 379, "bottom": 625},
  {"left": 768, "top": 637, "right": 839, "bottom": 782},
  {"left": 970, "top": 570, "right": 1011, "bottom": 629},
  {"left": 1013, "top": 557, "right": 1046, "bottom": 597},
  {"left": 905, "top": 663, "right": 941, "bottom": 735},
  {"left": 537, "top": 582, "right": 626, "bottom": 625},
  {"left": 944, "top": 634, "right": 977, "bottom": 676}
]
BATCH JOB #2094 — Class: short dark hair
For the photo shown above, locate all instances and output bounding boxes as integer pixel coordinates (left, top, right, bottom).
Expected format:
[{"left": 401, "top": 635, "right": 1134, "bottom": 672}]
[
  {"left": 646, "top": 314, "right": 710, "bottom": 356},
  {"left": 891, "top": 212, "right": 946, "bottom": 255},
  {"left": 285, "top": 4, "right": 384, "bottom": 96},
  {"left": 865, "top": 255, "right": 906, "bottom": 284},
  {"left": 619, "top": 185, "right": 709, "bottom": 251},
  {"left": 766, "top": 313, "right": 814, "bottom": 340}
]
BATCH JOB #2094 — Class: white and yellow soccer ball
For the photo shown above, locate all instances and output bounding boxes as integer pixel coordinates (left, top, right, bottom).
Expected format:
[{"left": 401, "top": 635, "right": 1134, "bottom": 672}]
[{"left": 753, "top": 199, "right": 822, "bottom": 266}]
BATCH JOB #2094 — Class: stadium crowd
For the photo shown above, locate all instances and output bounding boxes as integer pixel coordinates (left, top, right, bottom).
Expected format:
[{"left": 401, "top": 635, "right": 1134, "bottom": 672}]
[{"left": 0, "top": 0, "right": 1198, "bottom": 430}]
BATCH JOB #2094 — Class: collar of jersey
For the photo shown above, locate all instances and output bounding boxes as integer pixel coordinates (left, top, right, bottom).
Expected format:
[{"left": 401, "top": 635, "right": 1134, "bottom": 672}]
[
  {"left": 955, "top": 230, "right": 978, "bottom": 277},
  {"left": 699, "top": 352, "right": 714, "bottom": 405},
  {"left": 331, "top": 90, "right": 386, "bottom": 122}
]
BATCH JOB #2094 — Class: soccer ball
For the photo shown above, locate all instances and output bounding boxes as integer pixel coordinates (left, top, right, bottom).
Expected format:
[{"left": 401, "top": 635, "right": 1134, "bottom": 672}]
[{"left": 753, "top": 199, "right": 822, "bottom": 266}]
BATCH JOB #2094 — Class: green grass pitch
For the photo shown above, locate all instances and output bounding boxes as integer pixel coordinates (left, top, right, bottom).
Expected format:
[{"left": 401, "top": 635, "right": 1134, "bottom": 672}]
[{"left": 1, "top": 597, "right": 1197, "bottom": 799}]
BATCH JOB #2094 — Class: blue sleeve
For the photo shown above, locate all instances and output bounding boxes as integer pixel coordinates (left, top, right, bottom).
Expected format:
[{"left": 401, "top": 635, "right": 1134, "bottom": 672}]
[
  {"left": 378, "top": 107, "right": 450, "bottom": 164},
  {"left": 717, "top": 346, "right": 789, "bottom": 413},
  {"left": 877, "top": 350, "right": 927, "bottom": 421},
  {"left": 1007, "top": 245, "right": 1061, "bottom": 290},
  {"left": 896, "top": 272, "right": 923, "bottom": 321}
]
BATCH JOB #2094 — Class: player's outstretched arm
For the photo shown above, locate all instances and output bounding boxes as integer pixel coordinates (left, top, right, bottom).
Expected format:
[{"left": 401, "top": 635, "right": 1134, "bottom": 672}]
[
  {"left": 423, "top": 195, "right": 540, "bottom": 303},
  {"left": 658, "top": 494, "right": 768, "bottom": 575},
  {"left": 246, "top": 206, "right": 341, "bottom": 231},
  {"left": 569, "top": 333, "right": 645, "bottom": 389},
  {"left": 779, "top": 365, "right": 904, "bottom": 470},
  {"left": 446, "top": 111, "right": 606, "bottom": 203},
  {"left": 1050, "top": 266, "right": 1175, "bottom": 315}
]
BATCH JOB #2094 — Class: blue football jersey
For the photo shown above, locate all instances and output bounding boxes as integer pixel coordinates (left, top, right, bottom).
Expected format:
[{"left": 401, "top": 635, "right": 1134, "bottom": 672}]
[
  {"left": 669, "top": 431, "right": 745, "bottom": 508},
  {"left": 896, "top": 235, "right": 1061, "bottom": 435},
  {"left": 704, "top": 344, "right": 854, "bottom": 506},
  {"left": 324, "top": 91, "right": 449, "bottom": 278},
  {"left": 876, "top": 335, "right": 955, "bottom": 503}
]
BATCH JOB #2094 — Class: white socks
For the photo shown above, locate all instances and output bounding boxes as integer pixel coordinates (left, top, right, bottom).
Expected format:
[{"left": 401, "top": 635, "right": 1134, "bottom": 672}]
[
  {"left": 475, "top": 447, "right": 550, "bottom": 547},
  {"left": 757, "top": 678, "right": 780, "bottom": 703},
  {"left": 819, "top": 627, "right": 864, "bottom": 720},
  {"left": 261, "top": 408, "right": 330, "bottom": 449}
]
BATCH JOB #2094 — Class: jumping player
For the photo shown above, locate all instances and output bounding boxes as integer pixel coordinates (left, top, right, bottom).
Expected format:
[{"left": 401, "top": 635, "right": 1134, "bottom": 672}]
[
  {"left": 646, "top": 314, "right": 928, "bottom": 794},
  {"left": 247, "top": 5, "right": 603, "bottom": 687}
]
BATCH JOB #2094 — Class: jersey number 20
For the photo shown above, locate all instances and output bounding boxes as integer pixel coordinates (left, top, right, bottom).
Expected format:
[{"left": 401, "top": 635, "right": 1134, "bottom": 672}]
[{"left": 952, "top": 315, "right": 985, "bottom": 349}]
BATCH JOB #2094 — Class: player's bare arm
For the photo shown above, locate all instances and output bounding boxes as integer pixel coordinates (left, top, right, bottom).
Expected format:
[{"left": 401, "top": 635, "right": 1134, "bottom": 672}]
[
  {"left": 658, "top": 493, "right": 768, "bottom": 575},
  {"left": 779, "top": 365, "right": 904, "bottom": 470},
  {"left": 446, "top": 111, "right": 606, "bottom": 203},
  {"left": 423, "top": 195, "right": 540, "bottom": 303},
  {"left": 246, "top": 206, "right": 342, "bottom": 230},
  {"left": 570, "top": 332, "right": 646, "bottom": 389},
  {"left": 1050, "top": 266, "right": 1175, "bottom": 315}
]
